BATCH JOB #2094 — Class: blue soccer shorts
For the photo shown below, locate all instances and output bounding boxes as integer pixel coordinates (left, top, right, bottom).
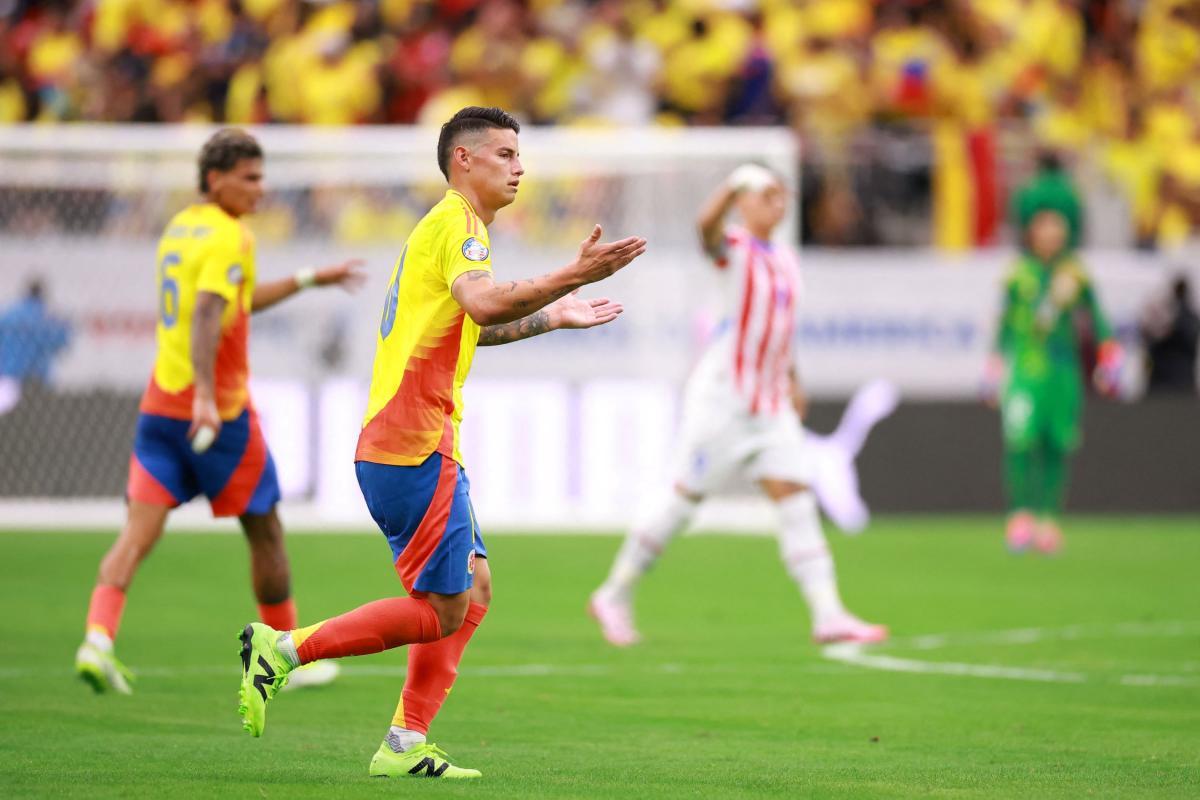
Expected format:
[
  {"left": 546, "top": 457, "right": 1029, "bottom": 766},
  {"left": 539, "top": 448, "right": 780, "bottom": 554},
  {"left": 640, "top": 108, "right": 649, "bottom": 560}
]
[
  {"left": 126, "top": 408, "right": 281, "bottom": 517},
  {"left": 356, "top": 452, "right": 487, "bottom": 596}
]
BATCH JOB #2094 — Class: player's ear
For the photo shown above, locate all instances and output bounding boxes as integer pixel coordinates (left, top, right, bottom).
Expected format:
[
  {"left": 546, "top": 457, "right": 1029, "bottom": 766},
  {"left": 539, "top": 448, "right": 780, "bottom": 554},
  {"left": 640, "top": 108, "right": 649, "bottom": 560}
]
[
  {"left": 454, "top": 144, "right": 471, "bottom": 173},
  {"left": 205, "top": 167, "right": 223, "bottom": 195}
]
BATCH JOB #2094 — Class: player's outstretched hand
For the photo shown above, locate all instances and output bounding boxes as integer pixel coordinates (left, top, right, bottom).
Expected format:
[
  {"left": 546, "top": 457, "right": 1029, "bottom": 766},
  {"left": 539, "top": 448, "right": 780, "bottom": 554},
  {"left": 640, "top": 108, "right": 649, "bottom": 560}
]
[
  {"left": 548, "top": 290, "right": 624, "bottom": 330},
  {"left": 571, "top": 225, "right": 647, "bottom": 285},
  {"left": 315, "top": 259, "right": 368, "bottom": 292}
]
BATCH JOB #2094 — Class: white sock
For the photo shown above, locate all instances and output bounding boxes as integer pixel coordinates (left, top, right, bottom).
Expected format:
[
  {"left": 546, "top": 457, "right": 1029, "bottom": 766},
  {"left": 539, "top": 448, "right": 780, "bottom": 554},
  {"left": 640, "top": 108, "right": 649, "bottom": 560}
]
[
  {"left": 598, "top": 491, "right": 699, "bottom": 603},
  {"left": 777, "top": 491, "right": 846, "bottom": 627},
  {"left": 385, "top": 726, "right": 427, "bottom": 753},
  {"left": 85, "top": 629, "right": 113, "bottom": 652},
  {"left": 276, "top": 632, "right": 300, "bottom": 669}
]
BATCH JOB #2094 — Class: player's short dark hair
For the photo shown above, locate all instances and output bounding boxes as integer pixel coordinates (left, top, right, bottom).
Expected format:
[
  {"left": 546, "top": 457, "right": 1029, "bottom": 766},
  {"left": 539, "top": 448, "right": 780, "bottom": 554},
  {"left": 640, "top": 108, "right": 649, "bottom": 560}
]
[
  {"left": 437, "top": 107, "right": 520, "bottom": 180},
  {"left": 198, "top": 128, "right": 263, "bottom": 193}
]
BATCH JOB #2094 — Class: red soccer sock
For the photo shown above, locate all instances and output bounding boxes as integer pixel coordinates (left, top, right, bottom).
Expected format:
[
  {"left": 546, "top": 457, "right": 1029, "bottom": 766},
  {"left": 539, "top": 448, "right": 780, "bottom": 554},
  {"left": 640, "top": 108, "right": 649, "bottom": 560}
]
[
  {"left": 257, "top": 598, "right": 297, "bottom": 631},
  {"left": 395, "top": 602, "right": 488, "bottom": 735},
  {"left": 293, "top": 597, "right": 442, "bottom": 664},
  {"left": 85, "top": 585, "right": 127, "bottom": 640}
]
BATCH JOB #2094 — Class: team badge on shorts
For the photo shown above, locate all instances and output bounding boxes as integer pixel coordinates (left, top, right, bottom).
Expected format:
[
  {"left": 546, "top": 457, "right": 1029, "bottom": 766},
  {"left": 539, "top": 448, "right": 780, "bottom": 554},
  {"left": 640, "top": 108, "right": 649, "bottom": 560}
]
[
  {"left": 462, "top": 237, "right": 489, "bottom": 262},
  {"left": 227, "top": 264, "right": 243, "bottom": 284},
  {"left": 467, "top": 550, "right": 476, "bottom": 575}
]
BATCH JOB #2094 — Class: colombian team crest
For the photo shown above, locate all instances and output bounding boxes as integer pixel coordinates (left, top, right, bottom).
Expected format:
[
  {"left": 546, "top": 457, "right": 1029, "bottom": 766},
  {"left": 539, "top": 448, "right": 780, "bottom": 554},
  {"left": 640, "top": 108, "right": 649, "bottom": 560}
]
[
  {"left": 462, "top": 237, "right": 489, "bottom": 262},
  {"left": 467, "top": 550, "right": 476, "bottom": 575}
]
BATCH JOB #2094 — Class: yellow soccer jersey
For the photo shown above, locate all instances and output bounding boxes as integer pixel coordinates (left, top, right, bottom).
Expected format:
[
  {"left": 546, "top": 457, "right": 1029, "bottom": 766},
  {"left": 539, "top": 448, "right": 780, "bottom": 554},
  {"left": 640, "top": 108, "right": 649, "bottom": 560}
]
[
  {"left": 356, "top": 189, "right": 492, "bottom": 467},
  {"left": 139, "top": 203, "right": 256, "bottom": 421}
]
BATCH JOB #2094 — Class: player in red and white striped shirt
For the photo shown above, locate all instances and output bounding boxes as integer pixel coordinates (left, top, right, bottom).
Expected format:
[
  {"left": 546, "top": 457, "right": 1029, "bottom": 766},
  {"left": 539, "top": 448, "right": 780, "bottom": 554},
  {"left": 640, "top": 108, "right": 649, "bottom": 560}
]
[{"left": 590, "top": 164, "right": 888, "bottom": 647}]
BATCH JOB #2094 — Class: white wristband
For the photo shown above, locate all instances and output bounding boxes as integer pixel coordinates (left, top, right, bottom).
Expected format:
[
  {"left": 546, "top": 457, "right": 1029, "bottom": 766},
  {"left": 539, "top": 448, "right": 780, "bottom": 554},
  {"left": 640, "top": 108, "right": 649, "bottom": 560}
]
[{"left": 294, "top": 267, "right": 318, "bottom": 289}]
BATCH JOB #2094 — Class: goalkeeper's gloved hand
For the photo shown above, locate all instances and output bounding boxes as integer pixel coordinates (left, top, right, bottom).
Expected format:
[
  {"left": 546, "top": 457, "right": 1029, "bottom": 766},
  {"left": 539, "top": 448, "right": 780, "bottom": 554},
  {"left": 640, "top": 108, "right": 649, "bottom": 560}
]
[
  {"left": 1093, "top": 340, "right": 1123, "bottom": 398},
  {"left": 980, "top": 353, "right": 1005, "bottom": 407}
]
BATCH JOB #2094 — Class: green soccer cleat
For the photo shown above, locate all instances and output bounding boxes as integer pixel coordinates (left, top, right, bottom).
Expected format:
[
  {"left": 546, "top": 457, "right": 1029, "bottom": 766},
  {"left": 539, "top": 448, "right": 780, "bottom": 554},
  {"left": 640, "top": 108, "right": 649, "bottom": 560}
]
[
  {"left": 368, "top": 742, "right": 482, "bottom": 780},
  {"left": 75, "top": 642, "right": 134, "bottom": 695},
  {"left": 237, "top": 623, "right": 292, "bottom": 737}
]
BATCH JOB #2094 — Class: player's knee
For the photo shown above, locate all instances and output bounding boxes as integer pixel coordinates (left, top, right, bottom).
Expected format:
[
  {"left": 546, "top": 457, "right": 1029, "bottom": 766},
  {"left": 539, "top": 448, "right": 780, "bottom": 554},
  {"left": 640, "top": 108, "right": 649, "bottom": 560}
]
[
  {"left": 429, "top": 596, "right": 470, "bottom": 637},
  {"left": 239, "top": 510, "right": 284, "bottom": 545}
]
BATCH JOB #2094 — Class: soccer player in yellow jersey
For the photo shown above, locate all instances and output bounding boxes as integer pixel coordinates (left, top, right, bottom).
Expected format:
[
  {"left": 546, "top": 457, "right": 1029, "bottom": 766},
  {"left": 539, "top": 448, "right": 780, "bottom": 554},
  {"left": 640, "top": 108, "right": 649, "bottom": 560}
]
[
  {"left": 237, "top": 107, "right": 647, "bottom": 779},
  {"left": 75, "top": 129, "right": 364, "bottom": 695}
]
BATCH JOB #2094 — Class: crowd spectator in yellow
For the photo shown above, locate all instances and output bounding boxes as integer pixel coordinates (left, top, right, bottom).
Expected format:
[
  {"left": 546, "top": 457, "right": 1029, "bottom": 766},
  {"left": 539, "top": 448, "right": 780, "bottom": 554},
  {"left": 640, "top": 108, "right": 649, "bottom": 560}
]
[
  {"left": 297, "top": 31, "right": 380, "bottom": 125},
  {"left": 2, "top": 0, "right": 1200, "bottom": 254}
]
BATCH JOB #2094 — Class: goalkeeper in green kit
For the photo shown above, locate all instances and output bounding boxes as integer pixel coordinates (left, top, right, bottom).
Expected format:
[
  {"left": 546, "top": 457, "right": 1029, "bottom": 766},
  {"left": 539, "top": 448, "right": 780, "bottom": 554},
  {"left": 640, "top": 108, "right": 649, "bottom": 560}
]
[{"left": 984, "top": 197, "right": 1121, "bottom": 554}]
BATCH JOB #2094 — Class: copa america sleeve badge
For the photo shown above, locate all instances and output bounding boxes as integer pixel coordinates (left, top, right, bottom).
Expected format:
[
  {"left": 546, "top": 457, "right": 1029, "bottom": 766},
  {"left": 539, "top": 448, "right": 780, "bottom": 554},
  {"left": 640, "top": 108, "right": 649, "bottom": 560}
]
[{"left": 462, "top": 237, "right": 490, "bottom": 262}]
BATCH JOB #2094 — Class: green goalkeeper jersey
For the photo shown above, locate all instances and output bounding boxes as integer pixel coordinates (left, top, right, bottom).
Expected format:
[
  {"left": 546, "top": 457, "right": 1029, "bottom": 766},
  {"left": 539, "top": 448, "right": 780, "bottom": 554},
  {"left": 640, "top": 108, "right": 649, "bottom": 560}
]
[
  {"left": 994, "top": 253, "right": 1113, "bottom": 382},
  {"left": 994, "top": 253, "right": 1114, "bottom": 450}
]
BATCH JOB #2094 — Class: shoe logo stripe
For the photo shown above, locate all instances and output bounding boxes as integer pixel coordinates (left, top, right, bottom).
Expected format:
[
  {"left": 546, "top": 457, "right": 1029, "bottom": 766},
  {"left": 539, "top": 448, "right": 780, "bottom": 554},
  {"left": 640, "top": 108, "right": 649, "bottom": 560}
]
[
  {"left": 407, "top": 757, "right": 449, "bottom": 777},
  {"left": 253, "top": 654, "right": 276, "bottom": 700}
]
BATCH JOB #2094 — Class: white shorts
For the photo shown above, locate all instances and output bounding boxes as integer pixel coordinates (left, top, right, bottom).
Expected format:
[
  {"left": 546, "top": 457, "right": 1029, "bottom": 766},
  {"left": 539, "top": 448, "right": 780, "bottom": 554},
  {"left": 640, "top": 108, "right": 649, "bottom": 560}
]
[{"left": 671, "top": 364, "right": 813, "bottom": 496}]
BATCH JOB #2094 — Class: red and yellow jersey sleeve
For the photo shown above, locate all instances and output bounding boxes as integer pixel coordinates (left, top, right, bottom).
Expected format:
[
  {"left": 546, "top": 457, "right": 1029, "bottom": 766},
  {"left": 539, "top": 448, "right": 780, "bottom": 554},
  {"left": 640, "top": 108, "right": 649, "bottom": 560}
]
[
  {"left": 355, "top": 189, "right": 490, "bottom": 467},
  {"left": 139, "top": 203, "right": 257, "bottom": 421}
]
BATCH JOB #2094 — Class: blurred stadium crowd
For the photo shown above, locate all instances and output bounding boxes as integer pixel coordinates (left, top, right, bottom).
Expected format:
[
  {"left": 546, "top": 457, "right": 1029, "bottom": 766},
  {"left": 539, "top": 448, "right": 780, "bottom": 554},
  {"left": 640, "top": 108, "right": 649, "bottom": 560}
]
[{"left": 2, "top": 0, "right": 1200, "bottom": 250}]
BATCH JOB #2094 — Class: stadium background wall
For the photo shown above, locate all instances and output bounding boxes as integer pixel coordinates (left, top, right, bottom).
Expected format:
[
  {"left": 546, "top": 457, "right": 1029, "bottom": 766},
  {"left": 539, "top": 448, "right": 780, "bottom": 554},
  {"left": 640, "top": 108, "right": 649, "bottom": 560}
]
[{"left": 2, "top": 388, "right": 1196, "bottom": 515}]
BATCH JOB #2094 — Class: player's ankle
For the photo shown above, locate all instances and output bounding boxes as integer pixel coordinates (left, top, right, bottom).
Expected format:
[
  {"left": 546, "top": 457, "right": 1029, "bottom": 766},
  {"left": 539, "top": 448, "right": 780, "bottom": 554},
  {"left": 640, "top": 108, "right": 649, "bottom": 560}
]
[
  {"left": 85, "top": 628, "right": 114, "bottom": 652},
  {"left": 275, "top": 631, "right": 301, "bottom": 669},
  {"left": 594, "top": 584, "right": 626, "bottom": 604},
  {"left": 385, "top": 726, "right": 426, "bottom": 753}
]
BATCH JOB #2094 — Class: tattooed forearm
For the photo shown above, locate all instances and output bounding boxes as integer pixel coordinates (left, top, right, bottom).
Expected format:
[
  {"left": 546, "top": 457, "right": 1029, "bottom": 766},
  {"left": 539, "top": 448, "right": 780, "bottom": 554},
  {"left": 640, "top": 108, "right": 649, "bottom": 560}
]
[
  {"left": 487, "top": 277, "right": 572, "bottom": 314},
  {"left": 503, "top": 279, "right": 535, "bottom": 294},
  {"left": 452, "top": 268, "right": 579, "bottom": 326},
  {"left": 478, "top": 309, "right": 552, "bottom": 346}
]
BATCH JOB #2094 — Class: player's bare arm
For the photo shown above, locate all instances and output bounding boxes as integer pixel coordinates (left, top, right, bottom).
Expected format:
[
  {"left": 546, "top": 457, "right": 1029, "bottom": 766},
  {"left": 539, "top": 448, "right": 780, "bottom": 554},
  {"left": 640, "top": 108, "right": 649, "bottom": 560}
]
[
  {"left": 696, "top": 181, "right": 739, "bottom": 259},
  {"left": 451, "top": 224, "right": 645, "bottom": 326},
  {"left": 189, "top": 290, "right": 226, "bottom": 439},
  {"left": 478, "top": 292, "right": 624, "bottom": 346},
  {"left": 697, "top": 164, "right": 778, "bottom": 259},
  {"left": 477, "top": 310, "right": 552, "bottom": 346},
  {"left": 251, "top": 259, "right": 367, "bottom": 313}
]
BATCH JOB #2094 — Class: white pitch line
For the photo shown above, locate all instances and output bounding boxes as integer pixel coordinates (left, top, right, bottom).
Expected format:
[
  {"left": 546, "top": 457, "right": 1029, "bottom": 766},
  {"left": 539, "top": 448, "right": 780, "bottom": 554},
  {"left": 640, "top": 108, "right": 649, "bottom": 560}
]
[
  {"left": 822, "top": 643, "right": 1087, "bottom": 684},
  {"left": 822, "top": 621, "right": 1200, "bottom": 687},
  {"left": 897, "top": 621, "right": 1200, "bottom": 651},
  {"left": 1119, "top": 674, "right": 1200, "bottom": 688}
]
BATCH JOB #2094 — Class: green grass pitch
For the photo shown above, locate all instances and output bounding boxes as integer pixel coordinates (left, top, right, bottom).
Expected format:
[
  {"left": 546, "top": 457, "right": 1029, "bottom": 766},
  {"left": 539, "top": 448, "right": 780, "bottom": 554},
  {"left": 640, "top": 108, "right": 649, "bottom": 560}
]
[{"left": 1, "top": 517, "right": 1197, "bottom": 798}]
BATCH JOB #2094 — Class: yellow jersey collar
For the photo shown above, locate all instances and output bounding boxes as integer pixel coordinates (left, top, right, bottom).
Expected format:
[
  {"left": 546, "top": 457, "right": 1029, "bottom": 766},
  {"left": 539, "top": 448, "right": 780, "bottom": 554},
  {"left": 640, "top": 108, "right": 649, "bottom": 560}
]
[{"left": 446, "top": 189, "right": 479, "bottom": 217}]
